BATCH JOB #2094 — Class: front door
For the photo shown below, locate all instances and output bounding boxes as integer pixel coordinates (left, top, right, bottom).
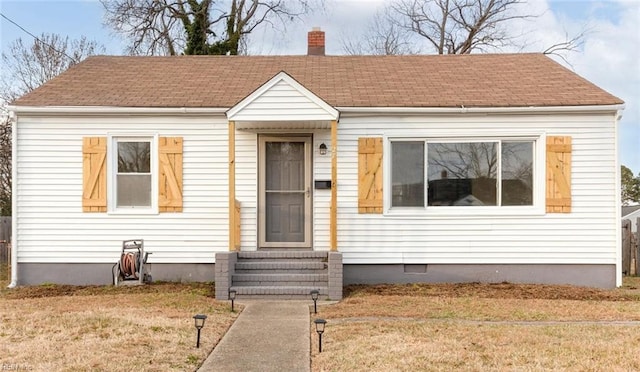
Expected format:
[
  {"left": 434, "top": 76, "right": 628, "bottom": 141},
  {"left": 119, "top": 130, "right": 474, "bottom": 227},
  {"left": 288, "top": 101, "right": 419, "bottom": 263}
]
[{"left": 259, "top": 136, "right": 312, "bottom": 248}]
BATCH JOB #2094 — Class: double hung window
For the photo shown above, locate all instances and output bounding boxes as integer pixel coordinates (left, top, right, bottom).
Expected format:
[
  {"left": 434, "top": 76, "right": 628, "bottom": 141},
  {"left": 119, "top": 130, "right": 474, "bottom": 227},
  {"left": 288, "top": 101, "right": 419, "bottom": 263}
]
[{"left": 113, "top": 137, "right": 154, "bottom": 210}]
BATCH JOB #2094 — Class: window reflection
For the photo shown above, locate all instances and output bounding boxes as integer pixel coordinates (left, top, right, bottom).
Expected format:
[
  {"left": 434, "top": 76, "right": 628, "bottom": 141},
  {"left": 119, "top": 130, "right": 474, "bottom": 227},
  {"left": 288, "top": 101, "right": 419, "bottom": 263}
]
[
  {"left": 389, "top": 139, "right": 534, "bottom": 208},
  {"left": 428, "top": 142, "right": 498, "bottom": 206}
]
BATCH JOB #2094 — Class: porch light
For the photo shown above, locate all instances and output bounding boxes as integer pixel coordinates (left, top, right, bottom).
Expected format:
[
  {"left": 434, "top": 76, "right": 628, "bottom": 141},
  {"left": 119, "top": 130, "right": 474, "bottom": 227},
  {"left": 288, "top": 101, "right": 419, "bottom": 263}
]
[
  {"left": 228, "top": 289, "right": 237, "bottom": 312},
  {"left": 314, "top": 318, "right": 327, "bottom": 353},
  {"left": 319, "top": 143, "right": 327, "bottom": 155},
  {"left": 193, "top": 314, "right": 207, "bottom": 348},
  {"left": 310, "top": 289, "right": 319, "bottom": 314}
]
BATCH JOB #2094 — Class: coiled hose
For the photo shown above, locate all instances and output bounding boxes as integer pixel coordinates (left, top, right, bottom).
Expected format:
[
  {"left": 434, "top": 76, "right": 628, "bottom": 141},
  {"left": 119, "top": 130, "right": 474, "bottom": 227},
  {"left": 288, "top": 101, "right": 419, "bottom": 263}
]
[{"left": 119, "top": 252, "right": 140, "bottom": 279}]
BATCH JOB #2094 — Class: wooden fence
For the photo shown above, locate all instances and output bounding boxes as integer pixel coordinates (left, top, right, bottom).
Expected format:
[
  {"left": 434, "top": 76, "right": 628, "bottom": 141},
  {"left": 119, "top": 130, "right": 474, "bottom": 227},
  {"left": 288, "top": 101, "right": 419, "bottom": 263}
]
[
  {"left": 0, "top": 217, "right": 10, "bottom": 242},
  {"left": 0, "top": 241, "right": 8, "bottom": 281},
  {"left": 622, "top": 217, "right": 640, "bottom": 276},
  {"left": 0, "top": 217, "right": 9, "bottom": 280}
]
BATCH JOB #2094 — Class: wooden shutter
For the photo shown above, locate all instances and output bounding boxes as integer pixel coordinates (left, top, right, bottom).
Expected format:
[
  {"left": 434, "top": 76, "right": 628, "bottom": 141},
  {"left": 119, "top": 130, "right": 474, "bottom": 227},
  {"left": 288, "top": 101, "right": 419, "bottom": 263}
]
[
  {"left": 159, "top": 137, "right": 183, "bottom": 212},
  {"left": 546, "top": 136, "right": 572, "bottom": 213},
  {"left": 82, "top": 137, "right": 107, "bottom": 212},
  {"left": 358, "top": 137, "right": 383, "bottom": 214}
]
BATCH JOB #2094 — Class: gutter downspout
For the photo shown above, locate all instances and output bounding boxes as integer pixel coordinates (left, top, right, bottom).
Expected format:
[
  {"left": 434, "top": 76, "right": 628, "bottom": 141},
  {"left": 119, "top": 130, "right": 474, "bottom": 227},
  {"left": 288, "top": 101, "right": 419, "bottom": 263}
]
[{"left": 8, "top": 110, "right": 17, "bottom": 288}]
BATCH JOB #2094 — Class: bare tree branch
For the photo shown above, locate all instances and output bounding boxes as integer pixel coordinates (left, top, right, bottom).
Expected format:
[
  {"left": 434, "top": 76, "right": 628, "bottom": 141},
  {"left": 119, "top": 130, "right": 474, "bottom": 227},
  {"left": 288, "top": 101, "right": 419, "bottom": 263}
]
[
  {"left": 0, "top": 115, "right": 10, "bottom": 216},
  {"left": 342, "top": 7, "right": 419, "bottom": 55},
  {"left": 0, "top": 33, "right": 103, "bottom": 216},
  {"left": 101, "top": 0, "right": 185, "bottom": 55},
  {"left": 543, "top": 27, "right": 590, "bottom": 68},
  {"left": 391, "top": 0, "right": 533, "bottom": 54},
  {"left": 1, "top": 34, "right": 104, "bottom": 102},
  {"left": 347, "top": 0, "right": 587, "bottom": 61},
  {"left": 101, "top": 0, "right": 319, "bottom": 55}
]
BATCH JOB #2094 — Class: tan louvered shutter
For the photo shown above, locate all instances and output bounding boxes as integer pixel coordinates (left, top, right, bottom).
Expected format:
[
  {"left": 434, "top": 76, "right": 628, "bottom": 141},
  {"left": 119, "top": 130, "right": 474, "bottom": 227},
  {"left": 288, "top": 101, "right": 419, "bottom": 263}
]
[
  {"left": 358, "top": 137, "right": 383, "bottom": 214},
  {"left": 82, "top": 137, "right": 107, "bottom": 212},
  {"left": 546, "top": 136, "right": 572, "bottom": 213},
  {"left": 159, "top": 137, "right": 183, "bottom": 212}
]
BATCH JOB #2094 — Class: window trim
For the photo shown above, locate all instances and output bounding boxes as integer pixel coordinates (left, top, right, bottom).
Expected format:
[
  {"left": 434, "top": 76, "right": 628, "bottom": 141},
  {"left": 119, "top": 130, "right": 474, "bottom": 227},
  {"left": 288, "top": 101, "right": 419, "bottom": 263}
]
[
  {"left": 107, "top": 133, "right": 159, "bottom": 214},
  {"left": 384, "top": 134, "right": 545, "bottom": 217}
]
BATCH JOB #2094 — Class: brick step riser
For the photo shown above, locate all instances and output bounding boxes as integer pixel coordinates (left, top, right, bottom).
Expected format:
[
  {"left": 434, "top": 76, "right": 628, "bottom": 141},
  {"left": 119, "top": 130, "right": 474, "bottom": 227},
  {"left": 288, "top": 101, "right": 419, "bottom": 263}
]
[
  {"left": 230, "top": 286, "right": 328, "bottom": 296},
  {"left": 234, "top": 269, "right": 327, "bottom": 274},
  {"left": 237, "top": 258, "right": 328, "bottom": 263},
  {"left": 237, "top": 252, "right": 328, "bottom": 259},
  {"left": 235, "top": 264, "right": 327, "bottom": 269},
  {"left": 233, "top": 270, "right": 329, "bottom": 281},
  {"left": 233, "top": 281, "right": 328, "bottom": 287},
  {"left": 232, "top": 295, "right": 331, "bottom": 300},
  {"left": 230, "top": 253, "right": 333, "bottom": 299},
  {"left": 216, "top": 251, "right": 342, "bottom": 301},
  {"left": 233, "top": 274, "right": 328, "bottom": 281}
]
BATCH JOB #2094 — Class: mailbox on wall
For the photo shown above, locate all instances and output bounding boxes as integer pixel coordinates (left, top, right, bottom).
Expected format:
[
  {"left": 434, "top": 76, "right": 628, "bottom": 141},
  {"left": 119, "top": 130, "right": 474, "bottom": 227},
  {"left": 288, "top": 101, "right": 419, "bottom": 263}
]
[{"left": 314, "top": 180, "right": 332, "bottom": 189}]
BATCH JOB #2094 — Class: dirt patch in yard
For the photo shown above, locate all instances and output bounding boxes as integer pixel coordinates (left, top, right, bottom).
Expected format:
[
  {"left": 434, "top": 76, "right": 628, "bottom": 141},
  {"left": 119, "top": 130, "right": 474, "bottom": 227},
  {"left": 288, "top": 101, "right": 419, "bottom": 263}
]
[
  {"left": 4, "top": 277, "right": 640, "bottom": 301},
  {"left": 0, "top": 281, "right": 215, "bottom": 300},
  {"left": 344, "top": 278, "right": 640, "bottom": 301}
]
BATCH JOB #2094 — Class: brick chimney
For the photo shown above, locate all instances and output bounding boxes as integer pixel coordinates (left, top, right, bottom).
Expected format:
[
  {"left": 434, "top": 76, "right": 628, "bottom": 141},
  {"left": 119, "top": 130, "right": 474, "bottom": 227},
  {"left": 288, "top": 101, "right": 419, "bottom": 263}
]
[{"left": 307, "top": 27, "right": 325, "bottom": 56}]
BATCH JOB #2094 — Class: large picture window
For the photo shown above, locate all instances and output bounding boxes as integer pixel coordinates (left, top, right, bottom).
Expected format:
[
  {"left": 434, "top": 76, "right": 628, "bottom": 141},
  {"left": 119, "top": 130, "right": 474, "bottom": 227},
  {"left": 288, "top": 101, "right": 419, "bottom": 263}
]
[
  {"left": 114, "top": 139, "right": 153, "bottom": 209},
  {"left": 391, "top": 139, "right": 534, "bottom": 208}
]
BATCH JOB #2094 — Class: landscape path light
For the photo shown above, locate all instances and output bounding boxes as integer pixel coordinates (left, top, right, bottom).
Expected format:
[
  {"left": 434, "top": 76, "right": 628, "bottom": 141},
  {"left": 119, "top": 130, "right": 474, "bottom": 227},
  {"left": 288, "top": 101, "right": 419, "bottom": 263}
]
[
  {"left": 310, "top": 289, "right": 319, "bottom": 314},
  {"left": 228, "top": 289, "right": 237, "bottom": 312},
  {"left": 314, "top": 318, "right": 327, "bottom": 353},
  {"left": 193, "top": 314, "right": 207, "bottom": 348}
]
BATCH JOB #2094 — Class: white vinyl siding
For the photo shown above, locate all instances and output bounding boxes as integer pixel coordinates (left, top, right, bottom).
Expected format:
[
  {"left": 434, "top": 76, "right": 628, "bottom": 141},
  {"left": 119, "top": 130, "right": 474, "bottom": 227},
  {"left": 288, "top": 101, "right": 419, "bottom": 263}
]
[
  {"left": 15, "top": 110, "right": 618, "bottom": 268},
  {"left": 230, "top": 79, "right": 337, "bottom": 122},
  {"left": 335, "top": 113, "right": 618, "bottom": 265},
  {"left": 235, "top": 130, "right": 258, "bottom": 250},
  {"left": 15, "top": 114, "right": 229, "bottom": 264},
  {"left": 312, "top": 132, "right": 333, "bottom": 250}
]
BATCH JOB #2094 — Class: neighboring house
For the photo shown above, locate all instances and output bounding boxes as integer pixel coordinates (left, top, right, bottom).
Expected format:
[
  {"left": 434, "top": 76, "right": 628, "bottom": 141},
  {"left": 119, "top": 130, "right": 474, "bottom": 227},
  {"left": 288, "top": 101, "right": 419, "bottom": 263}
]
[
  {"left": 8, "top": 29, "right": 624, "bottom": 296},
  {"left": 622, "top": 205, "right": 640, "bottom": 232}
]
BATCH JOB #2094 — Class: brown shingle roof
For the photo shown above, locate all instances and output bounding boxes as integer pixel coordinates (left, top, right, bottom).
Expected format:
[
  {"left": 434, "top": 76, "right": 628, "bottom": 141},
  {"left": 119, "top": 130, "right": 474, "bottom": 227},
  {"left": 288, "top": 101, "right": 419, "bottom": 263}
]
[{"left": 13, "top": 53, "right": 623, "bottom": 108}]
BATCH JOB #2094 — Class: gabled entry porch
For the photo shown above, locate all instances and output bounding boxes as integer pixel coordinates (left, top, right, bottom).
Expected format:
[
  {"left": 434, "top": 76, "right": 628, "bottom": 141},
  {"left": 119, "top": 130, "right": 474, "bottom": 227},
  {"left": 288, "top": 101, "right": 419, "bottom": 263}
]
[{"left": 215, "top": 71, "right": 343, "bottom": 300}]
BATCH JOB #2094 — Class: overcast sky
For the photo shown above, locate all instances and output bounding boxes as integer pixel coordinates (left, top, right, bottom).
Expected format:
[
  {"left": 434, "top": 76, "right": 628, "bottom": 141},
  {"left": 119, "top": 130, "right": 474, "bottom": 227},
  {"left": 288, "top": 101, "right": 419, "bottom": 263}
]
[{"left": 1, "top": 0, "right": 638, "bottom": 173}]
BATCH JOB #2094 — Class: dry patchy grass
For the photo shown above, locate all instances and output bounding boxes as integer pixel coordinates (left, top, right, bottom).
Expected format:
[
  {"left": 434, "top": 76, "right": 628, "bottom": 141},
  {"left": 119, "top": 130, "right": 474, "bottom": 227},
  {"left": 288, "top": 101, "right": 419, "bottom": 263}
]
[
  {"left": 0, "top": 282, "right": 239, "bottom": 372},
  {"left": 312, "top": 278, "right": 640, "bottom": 372},
  {"left": 313, "top": 321, "right": 640, "bottom": 372},
  {"left": 3, "top": 275, "right": 640, "bottom": 371},
  {"left": 0, "top": 262, "right": 9, "bottom": 288}
]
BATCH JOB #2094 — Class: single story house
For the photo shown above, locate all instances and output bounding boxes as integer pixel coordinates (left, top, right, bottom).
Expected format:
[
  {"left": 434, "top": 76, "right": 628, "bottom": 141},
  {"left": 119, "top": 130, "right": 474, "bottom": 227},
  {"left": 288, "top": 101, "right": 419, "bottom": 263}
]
[
  {"left": 622, "top": 205, "right": 640, "bottom": 232},
  {"left": 8, "top": 29, "right": 624, "bottom": 298}
]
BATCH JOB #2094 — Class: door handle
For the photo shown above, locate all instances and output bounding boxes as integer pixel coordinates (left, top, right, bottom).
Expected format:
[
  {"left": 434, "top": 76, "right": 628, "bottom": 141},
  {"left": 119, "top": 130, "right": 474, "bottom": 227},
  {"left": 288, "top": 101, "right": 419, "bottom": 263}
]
[{"left": 306, "top": 187, "right": 310, "bottom": 198}]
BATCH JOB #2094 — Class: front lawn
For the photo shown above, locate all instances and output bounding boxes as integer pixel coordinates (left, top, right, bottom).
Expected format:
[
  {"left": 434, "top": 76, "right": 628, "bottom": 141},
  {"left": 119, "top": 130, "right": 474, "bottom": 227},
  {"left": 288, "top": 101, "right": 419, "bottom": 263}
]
[
  {"left": 0, "top": 283, "right": 238, "bottom": 371},
  {"left": 3, "top": 276, "right": 640, "bottom": 371},
  {"left": 311, "top": 278, "right": 640, "bottom": 371}
]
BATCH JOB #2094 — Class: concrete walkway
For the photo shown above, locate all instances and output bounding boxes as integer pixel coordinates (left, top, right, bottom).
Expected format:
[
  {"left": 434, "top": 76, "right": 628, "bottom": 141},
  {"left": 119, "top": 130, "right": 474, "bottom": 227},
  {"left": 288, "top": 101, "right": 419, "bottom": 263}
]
[{"left": 198, "top": 301, "right": 311, "bottom": 372}]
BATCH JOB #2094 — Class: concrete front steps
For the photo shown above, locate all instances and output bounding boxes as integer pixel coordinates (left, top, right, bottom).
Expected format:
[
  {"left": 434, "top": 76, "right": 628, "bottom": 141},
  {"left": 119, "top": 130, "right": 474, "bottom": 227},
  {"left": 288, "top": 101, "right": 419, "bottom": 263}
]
[
  {"left": 215, "top": 251, "right": 343, "bottom": 300},
  {"left": 232, "top": 251, "right": 328, "bottom": 299}
]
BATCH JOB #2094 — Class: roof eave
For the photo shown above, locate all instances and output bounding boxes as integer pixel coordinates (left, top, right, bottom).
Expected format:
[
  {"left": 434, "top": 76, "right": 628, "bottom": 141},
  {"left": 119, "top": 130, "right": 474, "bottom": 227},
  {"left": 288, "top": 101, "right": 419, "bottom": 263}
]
[
  {"left": 7, "top": 105, "right": 229, "bottom": 115},
  {"left": 8, "top": 103, "right": 625, "bottom": 117},
  {"left": 337, "top": 104, "right": 625, "bottom": 115}
]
